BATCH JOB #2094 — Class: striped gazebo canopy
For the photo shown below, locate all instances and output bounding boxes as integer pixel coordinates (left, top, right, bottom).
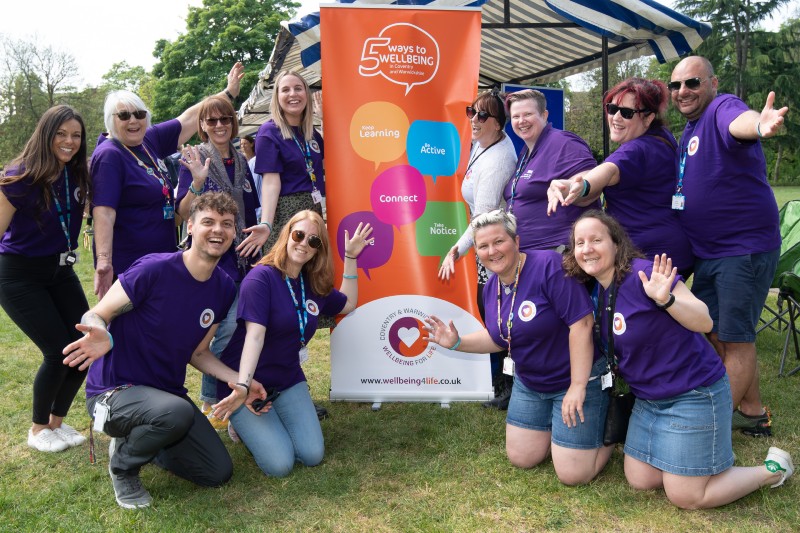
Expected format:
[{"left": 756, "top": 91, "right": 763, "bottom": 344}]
[{"left": 238, "top": 0, "right": 711, "bottom": 132}]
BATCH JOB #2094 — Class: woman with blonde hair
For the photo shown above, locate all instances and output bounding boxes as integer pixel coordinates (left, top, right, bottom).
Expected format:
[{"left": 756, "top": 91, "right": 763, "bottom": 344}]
[
  {"left": 254, "top": 70, "right": 324, "bottom": 252},
  {"left": 218, "top": 210, "right": 373, "bottom": 476}
]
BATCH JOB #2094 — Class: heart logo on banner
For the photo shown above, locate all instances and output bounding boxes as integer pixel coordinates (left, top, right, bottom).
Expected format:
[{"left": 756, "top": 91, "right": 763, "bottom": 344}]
[{"left": 398, "top": 327, "right": 421, "bottom": 347}]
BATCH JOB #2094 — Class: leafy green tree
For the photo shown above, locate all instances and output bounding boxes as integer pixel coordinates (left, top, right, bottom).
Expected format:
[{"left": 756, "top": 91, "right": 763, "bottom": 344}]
[
  {"left": 101, "top": 61, "right": 152, "bottom": 93},
  {"left": 676, "top": 0, "right": 790, "bottom": 100},
  {"left": 149, "top": 0, "right": 298, "bottom": 122}
]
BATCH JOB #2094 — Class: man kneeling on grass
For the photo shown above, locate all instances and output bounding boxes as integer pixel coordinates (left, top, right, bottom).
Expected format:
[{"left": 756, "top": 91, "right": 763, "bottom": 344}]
[{"left": 63, "top": 192, "right": 267, "bottom": 509}]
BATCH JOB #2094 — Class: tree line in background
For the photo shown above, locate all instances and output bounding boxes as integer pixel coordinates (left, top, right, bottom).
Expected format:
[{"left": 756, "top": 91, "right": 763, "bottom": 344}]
[
  {"left": 0, "top": 0, "right": 296, "bottom": 167},
  {"left": 2, "top": 0, "right": 799, "bottom": 183}
]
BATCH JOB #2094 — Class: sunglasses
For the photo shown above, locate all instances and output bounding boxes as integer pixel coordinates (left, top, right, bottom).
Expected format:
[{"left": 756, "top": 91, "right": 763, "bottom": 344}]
[
  {"left": 466, "top": 106, "right": 492, "bottom": 123},
  {"left": 605, "top": 103, "right": 648, "bottom": 120},
  {"left": 114, "top": 110, "right": 147, "bottom": 121},
  {"left": 204, "top": 116, "right": 234, "bottom": 126},
  {"left": 291, "top": 229, "right": 322, "bottom": 249},
  {"left": 667, "top": 77, "right": 706, "bottom": 92}
]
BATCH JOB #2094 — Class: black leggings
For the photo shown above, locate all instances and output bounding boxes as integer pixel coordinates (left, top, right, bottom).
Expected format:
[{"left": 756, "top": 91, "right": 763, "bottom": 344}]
[{"left": 0, "top": 254, "right": 89, "bottom": 425}]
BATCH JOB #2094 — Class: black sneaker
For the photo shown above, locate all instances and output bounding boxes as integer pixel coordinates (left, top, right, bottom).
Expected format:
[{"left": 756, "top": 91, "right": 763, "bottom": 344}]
[
  {"left": 108, "top": 466, "right": 152, "bottom": 509},
  {"left": 732, "top": 407, "right": 772, "bottom": 437},
  {"left": 315, "top": 402, "right": 329, "bottom": 420}
]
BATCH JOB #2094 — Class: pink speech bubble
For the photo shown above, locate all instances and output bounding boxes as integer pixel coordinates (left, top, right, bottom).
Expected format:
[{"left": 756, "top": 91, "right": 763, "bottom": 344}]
[
  {"left": 370, "top": 165, "right": 427, "bottom": 228},
  {"left": 336, "top": 211, "right": 394, "bottom": 279}
]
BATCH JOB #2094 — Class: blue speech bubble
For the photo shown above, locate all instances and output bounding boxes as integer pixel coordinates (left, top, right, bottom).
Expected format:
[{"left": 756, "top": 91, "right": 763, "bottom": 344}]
[{"left": 406, "top": 120, "right": 461, "bottom": 183}]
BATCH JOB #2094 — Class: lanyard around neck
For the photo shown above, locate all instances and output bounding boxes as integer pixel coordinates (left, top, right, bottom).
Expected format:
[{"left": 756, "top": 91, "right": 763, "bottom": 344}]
[
  {"left": 285, "top": 274, "right": 309, "bottom": 346},
  {"left": 507, "top": 146, "right": 534, "bottom": 213},
  {"left": 592, "top": 279, "right": 618, "bottom": 370},
  {"left": 292, "top": 131, "right": 318, "bottom": 188},
  {"left": 496, "top": 258, "right": 522, "bottom": 356},
  {"left": 114, "top": 139, "right": 171, "bottom": 203},
  {"left": 51, "top": 168, "right": 72, "bottom": 251}
]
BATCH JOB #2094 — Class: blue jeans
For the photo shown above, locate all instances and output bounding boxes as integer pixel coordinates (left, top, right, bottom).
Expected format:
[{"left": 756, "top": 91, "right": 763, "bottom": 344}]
[
  {"left": 200, "top": 284, "right": 240, "bottom": 403},
  {"left": 230, "top": 381, "right": 323, "bottom": 477}
]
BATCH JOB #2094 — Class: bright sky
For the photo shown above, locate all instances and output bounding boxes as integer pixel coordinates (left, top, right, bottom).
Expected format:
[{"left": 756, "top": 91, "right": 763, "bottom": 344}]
[
  {"left": 0, "top": 0, "right": 323, "bottom": 88},
  {"left": 0, "top": 0, "right": 795, "bottom": 89}
]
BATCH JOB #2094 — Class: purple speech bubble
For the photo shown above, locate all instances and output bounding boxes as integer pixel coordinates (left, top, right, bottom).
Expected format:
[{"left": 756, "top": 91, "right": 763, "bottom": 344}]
[
  {"left": 336, "top": 211, "right": 394, "bottom": 279},
  {"left": 370, "top": 165, "right": 427, "bottom": 228}
]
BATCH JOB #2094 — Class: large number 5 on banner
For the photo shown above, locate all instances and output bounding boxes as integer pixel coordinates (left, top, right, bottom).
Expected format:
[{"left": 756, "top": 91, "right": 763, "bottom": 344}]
[{"left": 359, "top": 38, "right": 391, "bottom": 76}]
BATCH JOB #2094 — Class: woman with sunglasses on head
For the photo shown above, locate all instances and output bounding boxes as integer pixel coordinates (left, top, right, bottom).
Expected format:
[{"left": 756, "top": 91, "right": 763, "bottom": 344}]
[
  {"left": 504, "top": 89, "right": 597, "bottom": 253},
  {"left": 176, "top": 95, "right": 262, "bottom": 428},
  {"left": 254, "top": 70, "right": 324, "bottom": 253},
  {"left": 217, "top": 210, "right": 372, "bottom": 477},
  {"left": 0, "top": 105, "right": 91, "bottom": 451},
  {"left": 439, "top": 90, "right": 517, "bottom": 409},
  {"left": 564, "top": 210, "right": 793, "bottom": 508},
  {"left": 90, "top": 63, "right": 245, "bottom": 299},
  {"left": 426, "top": 210, "right": 611, "bottom": 485},
  {"left": 548, "top": 78, "right": 693, "bottom": 277}
]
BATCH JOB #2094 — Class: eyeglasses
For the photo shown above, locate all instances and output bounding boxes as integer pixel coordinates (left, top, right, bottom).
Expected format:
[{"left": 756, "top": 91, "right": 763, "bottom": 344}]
[
  {"left": 667, "top": 77, "right": 708, "bottom": 92},
  {"left": 466, "top": 106, "right": 492, "bottom": 123},
  {"left": 605, "top": 103, "right": 648, "bottom": 120},
  {"left": 114, "top": 110, "right": 147, "bottom": 121},
  {"left": 204, "top": 116, "right": 234, "bottom": 126},
  {"left": 291, "top": 230, "right": 322, "bottom": 249}
]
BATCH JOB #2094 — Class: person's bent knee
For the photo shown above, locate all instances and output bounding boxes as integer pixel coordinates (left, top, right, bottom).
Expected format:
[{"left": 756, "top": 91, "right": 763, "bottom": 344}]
[
  {"left": 507, "top": 447, "right": 547, "bottom": 469},
  {"left": 666, "top": 491, "right": 704, "bottom": 510},
  {"left": 156, "top": 397, "right": 195, "bottom": 435},
  {"left": 626, "top": 473, "right": 662, "bottom": 491},
  {"left": 197, "top": 456, "right": 233, "bottom": 487},
  {"left": 557, "top": 469, "right": 595, "bottom": 487}
]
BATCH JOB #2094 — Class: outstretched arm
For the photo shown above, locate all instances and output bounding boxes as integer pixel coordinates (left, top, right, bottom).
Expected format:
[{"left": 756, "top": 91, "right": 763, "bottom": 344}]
[
  {"left": 423, "top": 315, "right": 503, "bottom": 353},
  {"left": 729, "top": 91, "right": 788, "bottom": 141},
  {"left": 62, "top": 281, "right": 133, "bottom": 370}
]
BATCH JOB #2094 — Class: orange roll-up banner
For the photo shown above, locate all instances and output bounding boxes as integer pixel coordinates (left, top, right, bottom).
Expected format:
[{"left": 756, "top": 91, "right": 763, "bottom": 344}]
[{"left": 321, "top": 4, "right": 491, "bottom": 402}]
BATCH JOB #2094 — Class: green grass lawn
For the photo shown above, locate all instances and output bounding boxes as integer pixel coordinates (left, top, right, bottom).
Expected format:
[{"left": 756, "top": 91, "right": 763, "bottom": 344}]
[{"left": 2, "top": 192, "right": 800, "bottom": 531}]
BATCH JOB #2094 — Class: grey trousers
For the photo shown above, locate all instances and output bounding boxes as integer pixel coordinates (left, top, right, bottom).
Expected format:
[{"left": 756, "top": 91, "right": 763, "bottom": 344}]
[{"left": 87, "top": 385, "right": 232, "bottom": 487}]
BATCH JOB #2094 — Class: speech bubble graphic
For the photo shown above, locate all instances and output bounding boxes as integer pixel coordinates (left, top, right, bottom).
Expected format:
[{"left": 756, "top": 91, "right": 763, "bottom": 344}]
[
  {"left": 358, "top": 23, "right": 440, "bottom": 95},
  {"left": 337, "top": 211, "right": 394, "bottom": 279},
  {"left": 406, "top": 121, "right": 461, "bottom": 182},
  {"left": 350, "top": 102, "right": 409, "bottom": 169},
  {"left": 415, "top": 201, "right": 469, "bottom": 265},
  {"left": 370, "top": 165, "right": 427, "bottom": 228}
]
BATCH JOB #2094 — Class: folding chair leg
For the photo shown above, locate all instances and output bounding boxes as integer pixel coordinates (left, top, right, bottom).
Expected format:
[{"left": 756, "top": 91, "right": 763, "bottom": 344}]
[{"left": 779, "top": 294, "right": 800, "bottom": 376}]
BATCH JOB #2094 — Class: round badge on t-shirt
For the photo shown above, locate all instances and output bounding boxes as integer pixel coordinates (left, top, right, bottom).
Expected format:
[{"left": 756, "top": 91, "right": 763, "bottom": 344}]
[
  {"left": 517, "top": 301, "right": 536, "bottom": 322},
  {"left": 687, "top": 135, "right": 700, "bottom": 156},
  {"left": 305, "top": 300, "right": 320, "bottom": 316},
  {"left": 199, "top": 308, "right": 215, "bottom": 328},
  {"left": 612, "top": 312, "right": 627, "bottom": 335}
]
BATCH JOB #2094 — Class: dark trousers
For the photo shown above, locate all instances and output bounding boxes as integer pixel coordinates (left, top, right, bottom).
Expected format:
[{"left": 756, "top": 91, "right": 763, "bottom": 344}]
[
  {"left": 87, "top": 386, "right": 233, "bottom": 487},
  {"left": 0, "top": 254, "right": 88, "bottom": 425}
]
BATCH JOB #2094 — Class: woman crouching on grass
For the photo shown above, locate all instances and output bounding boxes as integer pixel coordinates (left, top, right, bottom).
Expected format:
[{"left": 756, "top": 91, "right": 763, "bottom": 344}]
[
  {"left": 425, "top": 209, "right": 612, "bottom": 485},
  {"left": 564, "top": 210, "right": 793, "bottom": 508},
  {"left": 217, "top": 210, "right": 372, "bottom": 477}
]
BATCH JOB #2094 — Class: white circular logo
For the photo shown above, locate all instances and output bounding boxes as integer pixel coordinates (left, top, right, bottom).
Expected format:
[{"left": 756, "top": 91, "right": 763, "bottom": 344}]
[
  {"left": 199, "top": 308, "right": 215, "bottom": 328},
  {"left": 73, "top": 187, "right": 81, "bottom": 203},
  {"left": 305, "top": 299, "right": 320, "bottom": 316},
  {"left": 517, "top": 300, "right": 536, "bottom": 322},
  {"left": 243, "top": 181, "right": 252, "bottom": 193},
  {"left": 309, "top": 140, "right": 321, "bottom": 153},
  {"left": 687, "top": 135, "right": 700, "bottom": 156},
  {"left": 612, "top": 312, "right": 626, "bottom": 335}
]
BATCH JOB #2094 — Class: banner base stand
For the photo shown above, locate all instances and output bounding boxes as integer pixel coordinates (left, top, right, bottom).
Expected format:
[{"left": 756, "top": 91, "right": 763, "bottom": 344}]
[
  {"left": 371, "top": 402, "right": 382, "bottom": 411},
  {"left": 440, "top": 402, "right": 450, "bottom": 409}
]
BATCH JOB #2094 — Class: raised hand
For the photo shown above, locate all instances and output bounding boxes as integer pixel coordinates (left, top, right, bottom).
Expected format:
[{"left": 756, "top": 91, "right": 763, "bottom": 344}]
[
  {"left": 423, "top": 315, "right": 460, "bottom": 349},
  {"left": 638, "top": 253, "right": 677, "bottom": 306},
  {"left": 344, "top": 222, "right": 374, "bottom": 258}
]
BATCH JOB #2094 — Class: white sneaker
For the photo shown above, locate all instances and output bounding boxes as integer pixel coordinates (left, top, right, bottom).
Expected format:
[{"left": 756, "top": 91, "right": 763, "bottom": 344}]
[
  {"left": 28, "top": 428, "right": 69, "bottom": 452},
  {"left": 53, "top": 423, "right": 87, "bottom": 447},
  {"left": 765, "top": 447, "right": 794, "bottom": 488}
]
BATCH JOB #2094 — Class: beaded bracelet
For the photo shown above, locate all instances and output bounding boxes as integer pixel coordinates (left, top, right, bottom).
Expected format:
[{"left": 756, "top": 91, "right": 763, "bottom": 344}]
[{"left": 189, "top": 183, "right": 205, "bottom": 195}]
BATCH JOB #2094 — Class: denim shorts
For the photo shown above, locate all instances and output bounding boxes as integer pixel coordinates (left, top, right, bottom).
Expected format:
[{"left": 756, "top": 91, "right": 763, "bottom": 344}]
[
  {"left": 506, "top": 358, "right": 608, "bottom": 450},
  {"left": 624, "top": 375, "right": 734, "bottom": 476},
  {"left": 692, "top": 250, "right": 779, "bottom": 343}
]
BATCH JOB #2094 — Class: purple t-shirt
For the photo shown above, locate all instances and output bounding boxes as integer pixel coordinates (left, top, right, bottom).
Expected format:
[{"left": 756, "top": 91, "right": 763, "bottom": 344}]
[
  {"left": 218, "top": 265, "right": 346, "bottom": 396},
  {"left": 483, "top": 250, "right": 594, "bottom": 392},
  {"left": 504, "top": 124, "right": 597, "bottom": 251},
  {"left": 90, "top": 119, "right": 182, "bottom": 273},
  {"left": 1, "top": 166, "right": 84, "bottom": 256},
  {"left": 597, "top": 258, "right": 725, "bottom": 400},
  {"left": 254, "top": 120, "right": 325, "bottom": 197},
  {"left": 677, "top": 94, "right": 780, "bottom": 258},
  {"left": 175, "top": 153, "right": 260, "bottom": 282},
  {"left": 604, "top": 126, "right": 694, "bottom": 272},
  {"left": 85, "top": 252, "right": 235, "bottom": 397}
]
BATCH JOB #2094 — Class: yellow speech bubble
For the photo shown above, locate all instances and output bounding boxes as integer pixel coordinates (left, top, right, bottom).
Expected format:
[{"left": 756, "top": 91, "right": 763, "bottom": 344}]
[{"left": 350, "top": 102, "right": 409, "bottom": 169}]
